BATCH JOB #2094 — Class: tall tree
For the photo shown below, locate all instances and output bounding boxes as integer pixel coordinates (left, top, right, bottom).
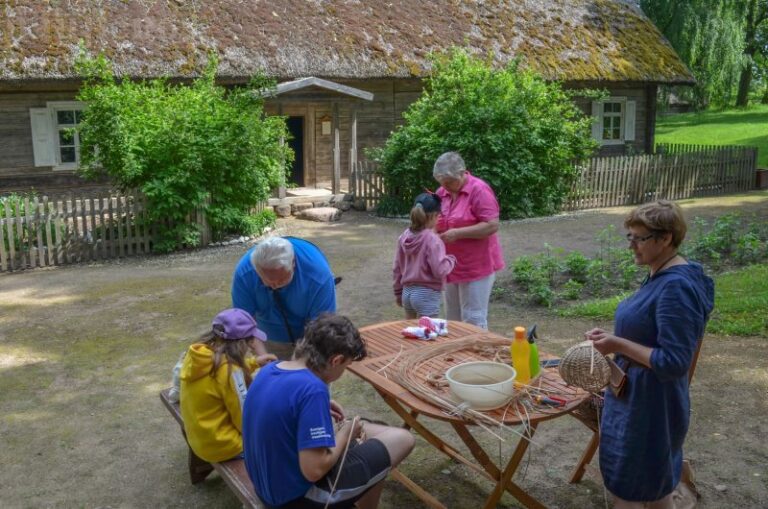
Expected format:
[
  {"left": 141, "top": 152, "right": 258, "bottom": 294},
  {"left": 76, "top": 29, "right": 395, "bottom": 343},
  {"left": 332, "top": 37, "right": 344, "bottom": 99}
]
[
  {"left": 736, "top": 0, "right": 768, "bottom": 106},
  {"left": 642, "top": 0, "right": 746, "bottom": 107}
]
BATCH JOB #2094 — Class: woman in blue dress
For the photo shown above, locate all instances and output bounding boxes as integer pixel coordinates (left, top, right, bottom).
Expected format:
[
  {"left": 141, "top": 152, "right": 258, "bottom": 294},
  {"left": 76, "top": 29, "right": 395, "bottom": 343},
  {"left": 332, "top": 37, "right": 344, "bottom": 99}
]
[{"left": 586, "top": 200, "right": 714, "bottom": 509}]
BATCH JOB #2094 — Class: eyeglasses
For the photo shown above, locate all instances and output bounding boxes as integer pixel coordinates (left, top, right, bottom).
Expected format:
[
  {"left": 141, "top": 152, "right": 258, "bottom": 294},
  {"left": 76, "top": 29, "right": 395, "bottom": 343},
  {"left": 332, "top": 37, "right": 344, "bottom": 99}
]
[{"left": 625, "top": 233, "right": 656, "bottom": 244}]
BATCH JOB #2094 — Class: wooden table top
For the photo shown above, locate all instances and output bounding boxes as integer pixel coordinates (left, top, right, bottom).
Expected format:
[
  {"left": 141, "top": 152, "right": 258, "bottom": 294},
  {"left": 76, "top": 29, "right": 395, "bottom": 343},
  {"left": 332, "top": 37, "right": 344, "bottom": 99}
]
[{"left": 349, "top": 320, "right": 589, "bottom": 425}]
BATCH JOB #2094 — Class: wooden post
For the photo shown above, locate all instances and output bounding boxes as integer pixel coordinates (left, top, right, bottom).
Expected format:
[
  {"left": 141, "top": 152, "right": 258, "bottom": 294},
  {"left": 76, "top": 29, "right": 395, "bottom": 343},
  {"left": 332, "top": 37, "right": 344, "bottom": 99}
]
[
  {"left": 350, "top": 105, "right": 358, "bottom": 195},
  {"left": 53, "top": 198, "right": 64, "bottom": 266},
  {"left": 116, "top": 195, "right": 125, "bottom": 258},
  {"left": 5, "top": 199, "right": 15, "bottom": 270},
  {"left": 277, "top": 102, "right": 286, "bottom": 199},
  {"left": 107, "top": 195, "right": 115, "bottom": 259},
  {"left": 25, "top": 196, "right": 36, "bottom": 268},
  {"left": 15, "top": 196, "right": 26, "bottom": 269},
  {"left": 333, "top": 101, "right": 340, "bottom": 194},
  {"left": 0, "top": 202, "right": 8, "bottom": 272},
  {"left": 88, "top": 194, "right": 97, "bottom": 260},
  {"left": 98, "top": 194, "right": 107, "bottom": 260},
  {"left": 33, "top": 197, "right": 44, "bottom": 267}
]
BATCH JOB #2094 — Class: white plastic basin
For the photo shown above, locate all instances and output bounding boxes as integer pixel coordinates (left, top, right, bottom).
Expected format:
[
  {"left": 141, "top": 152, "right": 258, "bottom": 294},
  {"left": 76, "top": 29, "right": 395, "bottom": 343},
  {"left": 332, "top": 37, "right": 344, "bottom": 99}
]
[{"left": 445, "top": 361, "right": 517, "bottom": 411}]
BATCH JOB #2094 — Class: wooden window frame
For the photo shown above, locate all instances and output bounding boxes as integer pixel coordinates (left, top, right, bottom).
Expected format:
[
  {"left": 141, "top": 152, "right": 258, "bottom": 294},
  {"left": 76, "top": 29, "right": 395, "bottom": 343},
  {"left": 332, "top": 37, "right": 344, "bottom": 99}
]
[
  {"left": 48, "top": 101, "right": 85, "bottom": 171},
  {"left": 597, "top": 98, "right": 625, "bottom": 146}
]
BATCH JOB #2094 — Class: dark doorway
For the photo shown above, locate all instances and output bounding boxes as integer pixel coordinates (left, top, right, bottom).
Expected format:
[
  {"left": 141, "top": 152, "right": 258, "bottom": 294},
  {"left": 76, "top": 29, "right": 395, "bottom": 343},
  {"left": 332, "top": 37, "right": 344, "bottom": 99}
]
[{"left": 286, "top": 117, "right": 305, "bottom": 187}]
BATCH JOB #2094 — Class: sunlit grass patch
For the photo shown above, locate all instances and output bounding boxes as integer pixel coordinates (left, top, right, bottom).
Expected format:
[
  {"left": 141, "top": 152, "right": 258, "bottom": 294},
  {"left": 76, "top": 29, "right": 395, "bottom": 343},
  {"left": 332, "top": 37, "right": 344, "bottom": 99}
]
[{"left": 558, "top": 264, "right": 768, "bottom": 337}]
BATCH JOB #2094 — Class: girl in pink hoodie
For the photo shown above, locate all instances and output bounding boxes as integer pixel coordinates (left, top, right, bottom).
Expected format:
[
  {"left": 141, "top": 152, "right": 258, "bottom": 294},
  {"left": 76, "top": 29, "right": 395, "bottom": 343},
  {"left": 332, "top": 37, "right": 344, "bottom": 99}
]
[{"left": 393, "top": 192, "right": 456, "bottom": 318}]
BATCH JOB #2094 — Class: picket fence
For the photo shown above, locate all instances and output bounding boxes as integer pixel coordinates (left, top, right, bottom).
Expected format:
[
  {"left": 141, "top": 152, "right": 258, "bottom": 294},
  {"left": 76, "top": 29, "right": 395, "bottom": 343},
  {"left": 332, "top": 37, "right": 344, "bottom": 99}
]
[
  {"left": 0, "top": 190, "right": 231, "bottom": 273},
  {"left": 1, "top": 192, "right": 146, "bottom": 272},
  {"left": 562, "top": 144, "right": 757, "bottom": 210},
  {"left": 351, "top": 144, "right": 758, "bottom": 212}
]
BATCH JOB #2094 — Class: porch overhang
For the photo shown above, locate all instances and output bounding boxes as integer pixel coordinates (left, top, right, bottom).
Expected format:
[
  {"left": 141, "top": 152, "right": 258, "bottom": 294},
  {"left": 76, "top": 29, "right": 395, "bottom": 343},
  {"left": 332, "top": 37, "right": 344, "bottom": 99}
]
[{"left": 261, "top": 77, "right": 374, "bottom": 101}]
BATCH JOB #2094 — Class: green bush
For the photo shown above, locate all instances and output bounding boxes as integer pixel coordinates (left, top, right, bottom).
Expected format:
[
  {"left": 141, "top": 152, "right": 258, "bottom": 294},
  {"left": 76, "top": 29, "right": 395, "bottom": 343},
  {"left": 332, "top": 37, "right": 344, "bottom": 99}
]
[
  {"left": 76, "top": 52, "right": 291, "bottom": 252},
  {"left": 502, "top": 212, "right": 768, "bottom": 311},
  {"left": 564, "top": 251, "right": 590, "bottom": 283},
  {"left": 511, "top": 255, "right": 538, "bottom": 290},
  {"left": 234, "top": 209, "right": 277, "bottom": 237},
  {"left": 562, "top": 279, "right": 584, "bottom": 300},
  {"left": 370, "top": 49, "right": 597, "bottom": 218}
]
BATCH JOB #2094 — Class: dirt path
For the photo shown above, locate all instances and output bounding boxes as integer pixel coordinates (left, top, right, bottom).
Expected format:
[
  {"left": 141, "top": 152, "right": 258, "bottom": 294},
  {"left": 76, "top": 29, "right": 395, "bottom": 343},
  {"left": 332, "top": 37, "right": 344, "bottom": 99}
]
[{"left": 1, "top": 191, "right": 766, "bottom": 508}]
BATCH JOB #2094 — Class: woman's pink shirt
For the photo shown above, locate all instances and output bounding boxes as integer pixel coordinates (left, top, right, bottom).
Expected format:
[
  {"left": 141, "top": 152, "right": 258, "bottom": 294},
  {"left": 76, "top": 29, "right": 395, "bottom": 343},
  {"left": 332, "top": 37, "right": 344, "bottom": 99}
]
[{"left": 436, "top": 172, "right": 505, "bottom": 283}]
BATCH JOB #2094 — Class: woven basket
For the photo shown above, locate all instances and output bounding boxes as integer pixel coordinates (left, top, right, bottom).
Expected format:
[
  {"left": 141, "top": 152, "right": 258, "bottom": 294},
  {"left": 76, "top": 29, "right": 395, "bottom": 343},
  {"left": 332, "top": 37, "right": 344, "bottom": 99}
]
[{"left": 558, "top": 341, "right": 610, "bottom": 393}]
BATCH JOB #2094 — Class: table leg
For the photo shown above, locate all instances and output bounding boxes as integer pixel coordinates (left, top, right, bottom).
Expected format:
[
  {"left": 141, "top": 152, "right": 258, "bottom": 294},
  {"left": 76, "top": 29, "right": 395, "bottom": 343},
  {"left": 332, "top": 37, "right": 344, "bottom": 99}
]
[
  {"left": 451, "top": 422, "right": 501, "bottom": 479},
  {"left": 481, "top": 422, "right": 545, "bottom": 509},
  {"left": 379, "top": 392, "right": 493, "bottom": 479},
  {"left": 389, "top": 468, "right": 446, "bottom": 509}
]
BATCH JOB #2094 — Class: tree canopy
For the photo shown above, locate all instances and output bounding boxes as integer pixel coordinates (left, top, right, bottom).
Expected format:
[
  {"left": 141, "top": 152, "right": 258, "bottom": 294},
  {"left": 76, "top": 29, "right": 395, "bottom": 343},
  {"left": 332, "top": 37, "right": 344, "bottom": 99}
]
[
  {"left": 641, "top": 0, "right": 768, "bottom": 108},
  {"left": 371, "top": 50, "right": 597, "bottom": 219}
]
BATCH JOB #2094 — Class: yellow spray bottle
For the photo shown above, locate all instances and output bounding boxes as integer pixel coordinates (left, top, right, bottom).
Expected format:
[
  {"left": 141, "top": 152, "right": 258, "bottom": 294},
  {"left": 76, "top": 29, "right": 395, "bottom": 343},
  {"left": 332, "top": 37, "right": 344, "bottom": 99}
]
[{"left": 511, "top": 326, "right": 531, "bottom": 384}]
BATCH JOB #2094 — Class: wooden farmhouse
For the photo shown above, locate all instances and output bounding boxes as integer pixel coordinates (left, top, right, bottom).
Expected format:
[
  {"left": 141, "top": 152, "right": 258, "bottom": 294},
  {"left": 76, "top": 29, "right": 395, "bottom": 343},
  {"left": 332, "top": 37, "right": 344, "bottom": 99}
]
[{"left": 0, "top": 0, "right": 693, "bottom": 193}]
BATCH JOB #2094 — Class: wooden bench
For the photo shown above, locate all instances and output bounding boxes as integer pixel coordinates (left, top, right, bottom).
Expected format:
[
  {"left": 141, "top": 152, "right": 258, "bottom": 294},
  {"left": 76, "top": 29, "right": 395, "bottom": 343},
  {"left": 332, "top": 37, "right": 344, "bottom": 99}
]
[{"left": 159, "top": 388, "right": 264, "bottom": 509}]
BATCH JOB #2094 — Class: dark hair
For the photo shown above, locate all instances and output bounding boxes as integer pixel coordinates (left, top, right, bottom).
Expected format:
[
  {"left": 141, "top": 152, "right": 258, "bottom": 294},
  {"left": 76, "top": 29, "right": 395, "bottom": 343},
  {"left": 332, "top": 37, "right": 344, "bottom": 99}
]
[
  {"left": 294, "top": 314, "right": 367, "bottom": 371},
  {"left": 200, "top": 331, "right": 256, "bottom": 387}
]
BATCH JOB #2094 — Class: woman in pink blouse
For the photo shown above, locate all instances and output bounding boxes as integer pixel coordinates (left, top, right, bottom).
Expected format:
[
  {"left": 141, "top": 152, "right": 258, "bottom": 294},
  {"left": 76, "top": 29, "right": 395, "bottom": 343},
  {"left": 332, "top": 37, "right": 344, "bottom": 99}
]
[{"left": 433, "top": 152, "right": 505, "bottom": 329}]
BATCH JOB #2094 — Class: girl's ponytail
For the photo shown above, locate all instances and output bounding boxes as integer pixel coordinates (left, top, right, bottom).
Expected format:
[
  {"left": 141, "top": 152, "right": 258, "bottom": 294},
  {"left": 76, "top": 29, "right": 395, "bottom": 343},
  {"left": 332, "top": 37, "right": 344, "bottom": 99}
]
[
  {"left": 409, "top": 203, "right": 429, "bottom": 232},
  {"left": 409, "top": 192, "right": 442, "bottom": 233}
]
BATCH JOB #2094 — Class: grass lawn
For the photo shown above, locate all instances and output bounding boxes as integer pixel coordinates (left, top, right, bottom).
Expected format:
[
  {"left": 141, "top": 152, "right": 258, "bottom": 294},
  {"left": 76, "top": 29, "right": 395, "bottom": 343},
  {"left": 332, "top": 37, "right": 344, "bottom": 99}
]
[
  {"left": 656, "top": 104, "right": 768, "bottom": 167},
  {"left": 559, "top": 263, "right": 768, "bottom": 337}
]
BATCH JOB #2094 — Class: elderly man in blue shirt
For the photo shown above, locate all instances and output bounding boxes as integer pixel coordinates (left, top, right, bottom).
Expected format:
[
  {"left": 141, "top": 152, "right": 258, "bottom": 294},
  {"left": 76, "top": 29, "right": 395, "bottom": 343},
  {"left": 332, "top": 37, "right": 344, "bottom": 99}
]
[{"left": 232, "top": 237, "right": 337, "bottom": 359}]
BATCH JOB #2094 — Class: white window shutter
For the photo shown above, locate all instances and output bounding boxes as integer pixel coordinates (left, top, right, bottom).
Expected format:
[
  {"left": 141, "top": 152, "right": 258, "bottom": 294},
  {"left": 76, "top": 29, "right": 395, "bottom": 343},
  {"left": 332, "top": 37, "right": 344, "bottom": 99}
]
[
  {"left": 591, "top": 101, "right": 602, "bottom": 141},
  {"left": 624, "top": 100, "right": 636, "bottom": 141},
  {"left": 30, "top": 108, "right": 56, "bottom": 167}
]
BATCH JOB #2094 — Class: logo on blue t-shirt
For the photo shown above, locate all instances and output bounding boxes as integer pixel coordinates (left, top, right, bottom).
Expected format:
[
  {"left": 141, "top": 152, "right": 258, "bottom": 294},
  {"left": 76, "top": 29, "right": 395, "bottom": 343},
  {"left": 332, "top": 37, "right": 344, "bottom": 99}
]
[{"left": 310, "top": 426, "right": 331, "bottom": 440}]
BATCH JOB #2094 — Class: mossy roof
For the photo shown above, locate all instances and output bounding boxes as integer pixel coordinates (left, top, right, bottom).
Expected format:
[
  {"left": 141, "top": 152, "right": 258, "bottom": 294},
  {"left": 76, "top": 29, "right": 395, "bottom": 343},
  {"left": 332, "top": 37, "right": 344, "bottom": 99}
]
[{"left": 0, "top": 0, "right": 694, "bottom": 84}]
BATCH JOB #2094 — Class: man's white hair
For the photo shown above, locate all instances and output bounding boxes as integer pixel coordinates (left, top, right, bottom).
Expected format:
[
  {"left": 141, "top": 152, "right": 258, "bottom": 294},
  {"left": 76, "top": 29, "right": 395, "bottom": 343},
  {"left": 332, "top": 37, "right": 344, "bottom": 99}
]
[
  {"left": 250, "top": 237, "right": 295, "bottom": 271},
  {"left": 433, "top": 151, "right": 466, "bottom": 179}
]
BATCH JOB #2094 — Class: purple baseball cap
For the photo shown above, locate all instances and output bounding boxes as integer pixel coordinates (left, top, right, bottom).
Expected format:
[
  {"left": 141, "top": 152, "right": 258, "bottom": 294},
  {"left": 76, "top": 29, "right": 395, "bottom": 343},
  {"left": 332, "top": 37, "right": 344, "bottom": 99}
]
[{"left": 211, "top": 308, "right": 268, "bottom": 341}]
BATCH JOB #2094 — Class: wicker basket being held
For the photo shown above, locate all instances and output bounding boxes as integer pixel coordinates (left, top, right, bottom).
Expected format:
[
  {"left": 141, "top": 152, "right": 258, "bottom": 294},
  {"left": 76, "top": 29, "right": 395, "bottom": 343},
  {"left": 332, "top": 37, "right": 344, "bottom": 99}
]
[{"left": 558, "top": 341, "right": 611, "bottom": 393}]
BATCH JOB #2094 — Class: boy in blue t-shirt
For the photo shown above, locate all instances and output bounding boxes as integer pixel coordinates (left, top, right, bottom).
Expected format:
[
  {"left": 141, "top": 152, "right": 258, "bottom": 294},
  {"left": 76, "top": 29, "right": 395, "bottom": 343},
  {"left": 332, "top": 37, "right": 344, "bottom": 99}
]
[{"left": 243, "top": 314, "right": 415, "bottom": 509}]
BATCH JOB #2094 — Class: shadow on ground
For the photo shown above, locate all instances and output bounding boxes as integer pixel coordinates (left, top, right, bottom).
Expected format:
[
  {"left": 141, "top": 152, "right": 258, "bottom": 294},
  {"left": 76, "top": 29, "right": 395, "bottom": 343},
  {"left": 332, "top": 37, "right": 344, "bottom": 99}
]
[{"left": 1, "top": 191, "right": 766, "bottom": 507}]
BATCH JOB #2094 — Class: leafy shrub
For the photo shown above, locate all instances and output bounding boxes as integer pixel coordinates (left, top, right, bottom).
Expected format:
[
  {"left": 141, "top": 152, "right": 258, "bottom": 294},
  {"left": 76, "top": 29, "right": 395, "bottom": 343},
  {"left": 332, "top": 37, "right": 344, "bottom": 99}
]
[
  {"left": 500, "top": 212, "right": 768, "bottom": 309},
  {"left": 562, "top": 279, "right": 584, "bottom": 300},
  {"left": 371, "top": 49, "right": 597, "bottom": 218},
  {"left": 76, "top": 52, "right": 291, "bottom": 252},
  {"left": 511, "top": 256, "right": 537, "bottom": 290},
  {"left": 564, "top": 251, "right": 590, "bottom": 283},
  {"left": 529, "top": 276, "right": 555, "bottom": 308},
  {"left": 233, "top": 209, "right": 277, "bottom": 237},
  {"left": 733, "top": 233, "right": 764, "bottom": 265}
]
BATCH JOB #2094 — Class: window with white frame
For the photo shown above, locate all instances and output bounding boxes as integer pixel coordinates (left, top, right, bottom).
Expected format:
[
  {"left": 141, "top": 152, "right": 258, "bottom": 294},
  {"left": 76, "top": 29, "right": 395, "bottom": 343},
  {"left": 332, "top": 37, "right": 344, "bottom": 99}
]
[
  {"left": 591, "top": 97, "right": 636, "bottom": 145},
  {"left": 29, "top": 101, "right": 85, "bottom": 170}
]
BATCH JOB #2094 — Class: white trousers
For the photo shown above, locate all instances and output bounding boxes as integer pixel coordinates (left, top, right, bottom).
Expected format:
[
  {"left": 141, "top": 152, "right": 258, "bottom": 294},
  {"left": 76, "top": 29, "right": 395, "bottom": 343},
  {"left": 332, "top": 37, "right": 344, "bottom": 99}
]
[{"left": 444, "top": 273, "right": 496, "bottom": 330}]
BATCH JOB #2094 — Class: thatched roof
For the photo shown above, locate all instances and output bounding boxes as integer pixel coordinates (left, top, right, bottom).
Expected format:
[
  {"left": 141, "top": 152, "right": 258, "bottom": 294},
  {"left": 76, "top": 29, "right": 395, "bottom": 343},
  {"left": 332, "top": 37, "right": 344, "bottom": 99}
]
[{"left": 0, "top": 0, "right": 694, "bottom": 84}]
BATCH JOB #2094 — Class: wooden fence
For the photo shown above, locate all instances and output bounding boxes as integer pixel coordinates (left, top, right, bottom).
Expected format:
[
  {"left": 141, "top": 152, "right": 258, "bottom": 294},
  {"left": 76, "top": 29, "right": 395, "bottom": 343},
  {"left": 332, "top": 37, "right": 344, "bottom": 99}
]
[
  {"left": 350, "top": 160, "right": 388, "bottom": 210},
  {"left": 562, "top": 144, "right": 757, "bottom": 210},
  {"left": 0, "top": 189, "right": 273, "bottom": 273},
  {"left": 351, "top": 144, "right": 758, "bottom": 212},
  {"left": 0, "top": 191, "right": 157, "bottom": 273}
]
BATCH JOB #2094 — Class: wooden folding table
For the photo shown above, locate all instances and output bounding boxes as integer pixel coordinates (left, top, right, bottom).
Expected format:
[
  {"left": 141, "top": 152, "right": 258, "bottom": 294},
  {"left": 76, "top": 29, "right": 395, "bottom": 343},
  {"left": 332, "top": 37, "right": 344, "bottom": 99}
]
[{"left": 349, "top": 320, "right": 590, "bottom": 509}]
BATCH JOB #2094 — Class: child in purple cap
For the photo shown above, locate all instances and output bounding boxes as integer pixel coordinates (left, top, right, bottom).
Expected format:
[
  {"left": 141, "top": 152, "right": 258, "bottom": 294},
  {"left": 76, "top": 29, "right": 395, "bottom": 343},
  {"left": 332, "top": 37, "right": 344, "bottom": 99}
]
[
  {"left": 177, "top": 308, "right": 277, "bottom": 463},
  {"left": 392, "top": 192, "right": 456, "bottom": 318}
]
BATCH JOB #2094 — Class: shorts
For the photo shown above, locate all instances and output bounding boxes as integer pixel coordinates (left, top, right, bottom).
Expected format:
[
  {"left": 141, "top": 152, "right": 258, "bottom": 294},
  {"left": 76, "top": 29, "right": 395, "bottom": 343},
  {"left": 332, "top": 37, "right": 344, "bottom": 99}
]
[
  {"left": 266, "top": 438, "right": 391, "bottom": 509},
  {"left": 402, "top": 285, "right": 442, "bottom": 317}
]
